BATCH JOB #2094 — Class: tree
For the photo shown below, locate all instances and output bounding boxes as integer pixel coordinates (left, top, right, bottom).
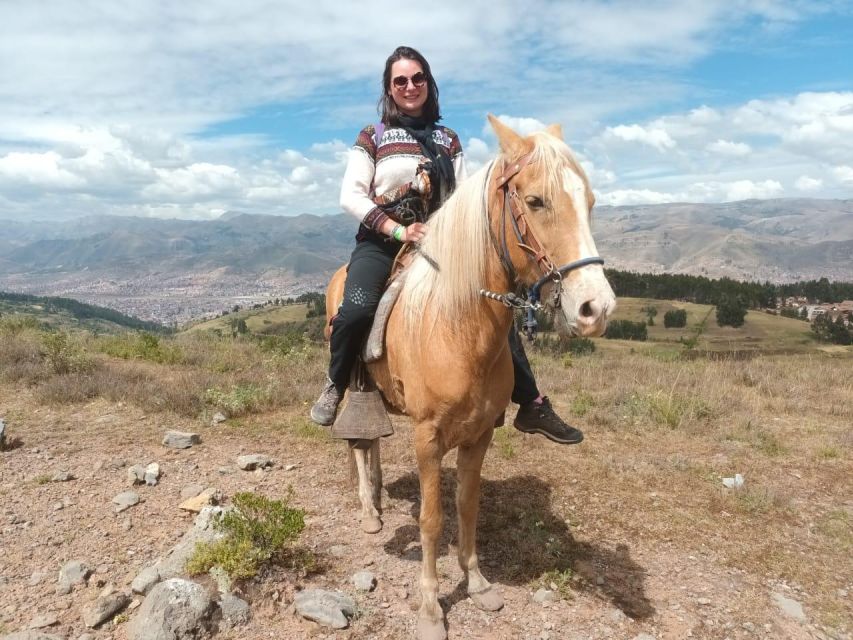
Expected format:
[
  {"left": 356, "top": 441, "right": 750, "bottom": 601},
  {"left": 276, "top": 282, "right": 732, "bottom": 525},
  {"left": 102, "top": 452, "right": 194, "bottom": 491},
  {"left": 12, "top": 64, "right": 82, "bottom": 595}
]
[
  {"left": 663, "top": 309, "right": 687, "bottom": 328},
  {"left": 716, "top": 295, "right": 747, "bottom": 328},
  {"left": 641, "top": 305, "right": 658, "bottom": 326}
]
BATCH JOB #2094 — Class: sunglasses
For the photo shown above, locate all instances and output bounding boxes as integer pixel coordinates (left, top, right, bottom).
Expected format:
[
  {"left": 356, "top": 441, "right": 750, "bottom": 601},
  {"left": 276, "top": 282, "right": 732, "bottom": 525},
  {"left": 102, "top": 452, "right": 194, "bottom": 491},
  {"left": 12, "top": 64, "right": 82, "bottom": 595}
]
[{"left": 392, "top": 72, "right": 427, "bottom": 89}]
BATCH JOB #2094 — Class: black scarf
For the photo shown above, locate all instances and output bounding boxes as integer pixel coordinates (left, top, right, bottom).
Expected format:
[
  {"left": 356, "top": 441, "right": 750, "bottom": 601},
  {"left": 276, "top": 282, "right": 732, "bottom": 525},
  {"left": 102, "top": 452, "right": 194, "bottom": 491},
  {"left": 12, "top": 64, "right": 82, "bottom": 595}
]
[{"left": 396, "top": 113, "right": 456, "bottom": 214}]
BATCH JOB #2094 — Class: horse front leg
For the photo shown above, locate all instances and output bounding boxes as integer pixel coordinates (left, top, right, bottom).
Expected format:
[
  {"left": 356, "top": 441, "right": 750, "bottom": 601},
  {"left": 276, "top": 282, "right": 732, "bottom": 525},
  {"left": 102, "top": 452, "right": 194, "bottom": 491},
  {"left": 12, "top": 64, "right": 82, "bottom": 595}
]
[
  {"left": 415, "top": 431, "right": 447, "bottom": 640},
  {"left": 352, "top": 445, "right": 382, "bottom": 534},
  {"left": 457, "top": 426, "right": 504, "bottom": 611}
]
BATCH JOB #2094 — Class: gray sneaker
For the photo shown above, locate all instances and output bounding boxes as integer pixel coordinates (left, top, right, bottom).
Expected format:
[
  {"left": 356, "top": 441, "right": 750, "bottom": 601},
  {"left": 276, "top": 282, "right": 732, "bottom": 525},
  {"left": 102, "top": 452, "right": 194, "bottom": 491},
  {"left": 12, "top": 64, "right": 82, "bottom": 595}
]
[{"left": 310, "top": 378, "right": 345, "bottom": 426}]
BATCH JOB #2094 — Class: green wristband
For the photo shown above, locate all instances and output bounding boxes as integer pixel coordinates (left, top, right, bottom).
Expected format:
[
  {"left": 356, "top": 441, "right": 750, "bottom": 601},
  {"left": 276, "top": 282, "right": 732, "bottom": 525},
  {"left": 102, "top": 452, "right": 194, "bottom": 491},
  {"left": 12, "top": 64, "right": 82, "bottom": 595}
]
[{"left": 392, "top": 224, "right": 405, "bottom": 242}]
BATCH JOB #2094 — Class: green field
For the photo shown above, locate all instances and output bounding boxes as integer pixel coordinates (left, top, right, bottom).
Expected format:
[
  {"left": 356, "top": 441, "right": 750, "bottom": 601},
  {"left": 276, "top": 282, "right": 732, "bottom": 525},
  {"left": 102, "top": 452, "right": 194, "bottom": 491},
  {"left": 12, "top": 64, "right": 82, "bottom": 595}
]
[
  {"left": 183, "top": 303, "right": 311, "bottom": 334},
  {"left": 590, "top": 297, "right": 847, "bottom": 357}
]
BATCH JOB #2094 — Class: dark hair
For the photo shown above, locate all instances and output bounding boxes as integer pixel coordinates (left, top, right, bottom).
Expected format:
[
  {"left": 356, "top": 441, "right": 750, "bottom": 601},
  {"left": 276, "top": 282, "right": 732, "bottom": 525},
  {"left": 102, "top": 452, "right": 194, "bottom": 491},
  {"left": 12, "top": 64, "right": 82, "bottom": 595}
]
[{"left": 378, "top": 46, "right": 441, "bottom": 125}]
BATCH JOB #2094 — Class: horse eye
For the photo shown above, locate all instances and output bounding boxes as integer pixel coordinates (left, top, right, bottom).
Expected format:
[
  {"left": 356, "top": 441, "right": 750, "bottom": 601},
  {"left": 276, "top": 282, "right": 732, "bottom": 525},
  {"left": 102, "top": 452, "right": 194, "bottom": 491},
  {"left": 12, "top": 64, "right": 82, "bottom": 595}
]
[{"left": 525, "top": 196, "right": 545, "bottom": 209}]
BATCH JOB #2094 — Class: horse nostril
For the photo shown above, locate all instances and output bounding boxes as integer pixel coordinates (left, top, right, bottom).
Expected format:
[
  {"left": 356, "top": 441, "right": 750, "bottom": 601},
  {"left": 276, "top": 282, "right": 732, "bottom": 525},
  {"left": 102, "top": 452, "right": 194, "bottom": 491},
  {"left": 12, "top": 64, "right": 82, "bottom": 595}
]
[{"left": 580, "top": 301, "right": 595, "bottom": 318}]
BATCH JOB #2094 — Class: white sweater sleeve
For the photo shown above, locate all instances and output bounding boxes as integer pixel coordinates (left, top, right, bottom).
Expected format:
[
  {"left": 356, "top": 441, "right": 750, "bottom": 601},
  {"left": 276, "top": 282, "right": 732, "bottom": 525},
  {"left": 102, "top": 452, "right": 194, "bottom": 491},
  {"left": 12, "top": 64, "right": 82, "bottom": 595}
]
[
  {"left": 453, "top": 151, "right": 467, "bottom": 183},
  {"left": 339, "top": 147, "right": 379, "bottom": 223}
]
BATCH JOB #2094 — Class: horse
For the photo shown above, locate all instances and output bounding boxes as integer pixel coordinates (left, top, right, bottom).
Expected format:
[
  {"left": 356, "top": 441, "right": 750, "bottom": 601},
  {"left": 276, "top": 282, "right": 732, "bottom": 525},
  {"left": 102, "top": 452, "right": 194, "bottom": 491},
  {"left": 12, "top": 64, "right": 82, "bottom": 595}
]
[{"left": 324, "top": 115, "right": 616, "bottom": 640}]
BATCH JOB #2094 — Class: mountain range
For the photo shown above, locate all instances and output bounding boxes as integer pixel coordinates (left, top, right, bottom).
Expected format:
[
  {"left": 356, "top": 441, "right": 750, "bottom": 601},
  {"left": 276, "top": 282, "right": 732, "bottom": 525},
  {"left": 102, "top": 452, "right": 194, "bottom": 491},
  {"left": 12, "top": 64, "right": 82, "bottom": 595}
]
[{"left": 1, "top": 198, "right": 850, "bottom": 324}]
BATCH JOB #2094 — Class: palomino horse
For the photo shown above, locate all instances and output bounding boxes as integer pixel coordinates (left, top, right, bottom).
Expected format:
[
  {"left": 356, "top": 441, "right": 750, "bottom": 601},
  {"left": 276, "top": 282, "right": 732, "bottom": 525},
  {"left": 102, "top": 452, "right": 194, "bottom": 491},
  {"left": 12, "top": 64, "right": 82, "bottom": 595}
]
[{"left": 325, "top": 116, "right": 615, "bottom": 640}]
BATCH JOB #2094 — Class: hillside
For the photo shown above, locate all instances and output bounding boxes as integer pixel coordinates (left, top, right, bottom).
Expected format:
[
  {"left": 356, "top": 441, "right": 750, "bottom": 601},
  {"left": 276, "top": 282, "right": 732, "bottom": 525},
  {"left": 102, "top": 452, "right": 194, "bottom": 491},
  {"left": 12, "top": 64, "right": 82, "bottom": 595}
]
[{"left": 0, "top": 198, "right": 851, "bottom": 325}]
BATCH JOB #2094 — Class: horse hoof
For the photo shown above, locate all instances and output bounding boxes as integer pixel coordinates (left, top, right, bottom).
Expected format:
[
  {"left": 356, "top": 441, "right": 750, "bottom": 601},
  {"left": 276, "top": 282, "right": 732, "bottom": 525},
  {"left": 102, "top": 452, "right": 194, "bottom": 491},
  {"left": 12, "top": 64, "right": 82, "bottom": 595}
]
[
  {"left": 361, "top": 516, "right": 382, "bottom": 534},
  {"left": 470, "top": 585, "right": 504, "bottom": 611},
  {"left": 417, "top": 617, "right": 447, "bottom": 640}
]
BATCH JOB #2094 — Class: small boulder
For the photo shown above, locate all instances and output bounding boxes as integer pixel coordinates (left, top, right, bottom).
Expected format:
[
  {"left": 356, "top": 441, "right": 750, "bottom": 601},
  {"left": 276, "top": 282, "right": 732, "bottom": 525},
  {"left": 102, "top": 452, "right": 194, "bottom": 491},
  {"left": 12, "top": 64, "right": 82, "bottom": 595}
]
[
  {"left": 211, "top": 412, "right": 227, "bottom": 425},
  {"left": 112, "top": 491, "right": 140, "bottom": 513},
  {"left": 236, "top": 454, "right": 272, "bottom": 471},
  {"left": 51, "top": 471, "right": 74, "bottom": 483},
  {"left": 294, "top": 589, "right": 356, "bottom": 630},
  {"left": 126, "top": 578, "right": 217, "bottom": 640},
  {"left": 219, "top": 593, "right": 250, "bottom": 629},
  {"left": 772, "top": 592, "right": 806, "bottom": 621},
  {"left": 83, "top": 592, "right": 130, "bottom": 628},
  {"left": 0, "top": 418, "right": 7, "bottom": 451},
  {"left": 131, "top": 567, "right": 160, "bottom": 595},
  {"left": 144, "top": 463, "right": 160, "bottom": 486},
  {"left": 352, "top": 570, "right": 376, "bottom": 592},
  {"left": 178, "top": 488, "right": 220, "bottom": 513},
  {"left": 57, "top": 560, "right": 90, "bottom": 594},
  {"left": 180, "top": 484, "right": 204, "bottom": 500},
  {"left": 27, "top": 613, "right": 58, "bottom": 629},
  {"left": 162, "top": 431, "right": 200, "bottom": 449},
  {"left": 127, "top": 465, "right": 146, "bottom": 485},
  {"left": 533, "top": 588, "right": 557, "bottom": 604}
]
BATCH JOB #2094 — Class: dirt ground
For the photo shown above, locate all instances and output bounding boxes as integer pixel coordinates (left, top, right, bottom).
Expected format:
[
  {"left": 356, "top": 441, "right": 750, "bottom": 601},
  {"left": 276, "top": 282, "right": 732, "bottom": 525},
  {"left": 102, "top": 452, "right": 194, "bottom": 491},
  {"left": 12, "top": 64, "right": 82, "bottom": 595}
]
[{"left": 0, "top": 375, "right": 850, "bottom": 640}]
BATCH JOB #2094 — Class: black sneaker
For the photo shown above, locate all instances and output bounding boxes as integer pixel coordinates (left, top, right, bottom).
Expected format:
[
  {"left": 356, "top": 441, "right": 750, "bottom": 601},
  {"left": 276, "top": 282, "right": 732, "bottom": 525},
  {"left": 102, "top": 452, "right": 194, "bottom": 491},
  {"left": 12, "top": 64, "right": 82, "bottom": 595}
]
[
  {"left": 310, "top": 378, "right": 345, "bottom": 426},
  {"left": 513, "top": 397, "right": 584, "bottom": 445}
]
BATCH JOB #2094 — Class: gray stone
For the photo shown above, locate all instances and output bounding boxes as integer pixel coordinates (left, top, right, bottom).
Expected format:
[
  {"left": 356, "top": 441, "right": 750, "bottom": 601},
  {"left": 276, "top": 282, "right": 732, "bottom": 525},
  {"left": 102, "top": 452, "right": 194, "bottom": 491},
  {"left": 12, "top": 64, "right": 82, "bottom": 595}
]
[
  {"left": 352, "top": 570, "right": 376, "bottom": 592},
  {"left": 606, "top": 607, "right": 626, "bottom": 623},
  {"left": 126, "top": 579, "right": 216, "bottom": 640},
  {"left": 83, "top": 592, "right": 130, "bottom": 627},
  {"left": 162, "top": 431, "right": 200, "bottom": 449},
  {"left": 0, "top": 418, "right": 6, "bottom": 450},
  {"left": 112, "top": 491, "right": 140, "bottom": 513},
  {"left": 533, "top": 588, "right": 557, "bottom": 604},
  {"left": 131, "top": 567, "right": 160, "bottom": 595},
  {"left": 57, "top": 560, "right": 90, "bottom": 594},
  {"left": 218, "top": 593, "right": 250, "bottom": 629},
  {"left": 27, "top": 613, "right": 58, "bottom": 628},
  {"left": 2, "top": 633, "right": 63, "bottom": 640},
  {"left": 236, "top": 454, "right": 272, "bottom": 471},
  {"left": 51, "top": 471, "right": 74, "bottom": 482},
  {"left": 127, "top": 465, "right": 146, "bottom": 485},
  {"left": 144, "top": 463, "right": 160, "bottom": 486},
  {"left": 211, "top": 412, "right": 227, "bottom": 425},
  {"left": 772, "top": 592, "right": 806, "bottom": 621},
  {"left": 178, "top": 487, "right": 219, "bottom": 513},
  {"left": 293, "top": 589, "right": 356, "bottom": 630},
  {"left": 152, "top": 507, "right": 227, "bottom": 580},
  {"left": 179, "top": 484, "right": 204, "bottom": 500}
]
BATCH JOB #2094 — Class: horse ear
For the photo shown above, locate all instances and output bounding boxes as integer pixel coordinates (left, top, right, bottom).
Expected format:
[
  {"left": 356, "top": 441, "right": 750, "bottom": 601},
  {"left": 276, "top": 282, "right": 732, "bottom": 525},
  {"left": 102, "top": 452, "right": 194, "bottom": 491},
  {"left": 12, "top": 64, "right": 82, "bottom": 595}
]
[
  {"left": 546, "top": 123, "right": 563, "bottom": 140},
  {"left": 487, "top": 114, "right": 525, "bottom": 156}
]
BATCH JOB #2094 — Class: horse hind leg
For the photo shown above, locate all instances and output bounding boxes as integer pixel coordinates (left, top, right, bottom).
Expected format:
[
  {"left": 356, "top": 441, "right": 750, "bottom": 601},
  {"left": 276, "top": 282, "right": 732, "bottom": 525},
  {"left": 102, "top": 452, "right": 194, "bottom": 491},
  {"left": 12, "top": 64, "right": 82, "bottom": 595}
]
[
  {"left": 415, "top": 432, "right": 447, "bottom": 640},
  {"left": 351, "top": 445, "right": 382, "bottom": 534},
  {"left": 368, "top": 438, "right": 382, "bottom": 510},
  {"left": 456, "top": 427, "right": 504, "bottom": 612}
]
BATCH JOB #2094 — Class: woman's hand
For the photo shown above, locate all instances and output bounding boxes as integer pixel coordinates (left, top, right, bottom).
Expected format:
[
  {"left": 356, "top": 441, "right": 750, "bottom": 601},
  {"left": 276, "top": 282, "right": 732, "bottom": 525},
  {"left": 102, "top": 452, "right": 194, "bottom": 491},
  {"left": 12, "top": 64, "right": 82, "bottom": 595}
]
[{"left": 403, "top": 222, "right": 427, "bottom": 243}]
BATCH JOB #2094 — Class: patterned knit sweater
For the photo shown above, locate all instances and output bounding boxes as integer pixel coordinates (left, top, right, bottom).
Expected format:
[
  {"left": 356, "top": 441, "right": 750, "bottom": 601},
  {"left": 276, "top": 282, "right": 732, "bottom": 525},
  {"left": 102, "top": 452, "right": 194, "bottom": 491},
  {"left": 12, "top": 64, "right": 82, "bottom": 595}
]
[{"left": 339, "top": 124, "right": 467, "bottom": 234}]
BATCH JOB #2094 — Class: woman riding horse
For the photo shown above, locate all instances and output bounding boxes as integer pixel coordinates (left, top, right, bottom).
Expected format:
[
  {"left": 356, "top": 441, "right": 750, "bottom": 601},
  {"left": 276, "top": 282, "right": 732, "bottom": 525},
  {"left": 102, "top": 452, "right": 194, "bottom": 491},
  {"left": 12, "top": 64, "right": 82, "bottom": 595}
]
[{"left": 310, "top": 45, "right": 584, "bottom": 445}]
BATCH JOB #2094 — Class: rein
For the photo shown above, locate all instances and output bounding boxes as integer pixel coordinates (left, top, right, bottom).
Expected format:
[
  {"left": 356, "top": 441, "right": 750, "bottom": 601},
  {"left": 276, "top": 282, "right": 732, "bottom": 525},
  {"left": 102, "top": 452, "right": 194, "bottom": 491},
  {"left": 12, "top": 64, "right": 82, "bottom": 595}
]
[{"left": 480, "top": 153, "right": 605, "bottom": 329}]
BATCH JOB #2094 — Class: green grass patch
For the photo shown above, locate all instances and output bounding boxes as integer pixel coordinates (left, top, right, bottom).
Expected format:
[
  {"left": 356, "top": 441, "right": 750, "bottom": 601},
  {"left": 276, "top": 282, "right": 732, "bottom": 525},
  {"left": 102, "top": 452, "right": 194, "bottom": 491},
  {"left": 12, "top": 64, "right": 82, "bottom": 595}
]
[
  {"left": 204, "top": 384, "right": 269, "bottom": 417},
  {"left": 97, "top": 332, "right": 183, "bottom": 364},
  {"left": 291, "top": 416, "right": 331, "bottom": 441},
  {"left": 493, "top": 427, "right": 517, "bottom": 460},
  {"left": 186, "top": 491, "right": 307, "bottom": 580},
  {"left": 628, "top": 390, "right": 713, "bottom": 429},
  {"left": 536, "top": 568, "right": 575, "bottom": 600},
  {"left": 570, "top": 391, "right": 594, "bottom": 418}
]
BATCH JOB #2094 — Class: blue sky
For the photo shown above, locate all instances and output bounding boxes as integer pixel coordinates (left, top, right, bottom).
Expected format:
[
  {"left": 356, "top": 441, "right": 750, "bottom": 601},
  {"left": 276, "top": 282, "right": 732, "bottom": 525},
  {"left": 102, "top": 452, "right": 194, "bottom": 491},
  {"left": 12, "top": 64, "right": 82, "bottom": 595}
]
[{"left": 0, "top": 0, "right": 851, "bottom": 220}]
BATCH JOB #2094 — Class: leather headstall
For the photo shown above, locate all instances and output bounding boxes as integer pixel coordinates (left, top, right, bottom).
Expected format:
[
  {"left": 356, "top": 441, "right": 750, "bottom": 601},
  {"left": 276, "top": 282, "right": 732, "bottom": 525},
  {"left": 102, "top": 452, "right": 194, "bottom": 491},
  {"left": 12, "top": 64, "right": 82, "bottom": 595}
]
[{"left": 491, "top": 151, "right": 605, "bottom": 308}]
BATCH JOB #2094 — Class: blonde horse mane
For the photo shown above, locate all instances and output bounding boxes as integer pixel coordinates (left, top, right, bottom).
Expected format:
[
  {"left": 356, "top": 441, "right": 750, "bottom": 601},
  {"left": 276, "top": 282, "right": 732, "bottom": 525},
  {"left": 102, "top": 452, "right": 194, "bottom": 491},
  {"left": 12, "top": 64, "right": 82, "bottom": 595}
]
[{"left": 402, "top": 132, "right": 587, "bottom": 334}]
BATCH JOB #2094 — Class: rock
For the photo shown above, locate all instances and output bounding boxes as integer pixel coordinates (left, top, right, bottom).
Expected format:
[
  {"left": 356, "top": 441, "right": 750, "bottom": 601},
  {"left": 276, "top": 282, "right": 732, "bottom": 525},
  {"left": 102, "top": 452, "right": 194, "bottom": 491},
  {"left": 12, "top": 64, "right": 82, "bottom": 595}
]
[
  {"left": 328, "top": 544, "right": 348, "bottom": 557},
  {"left": 152, "top": 507, "right": 227, "bottom": 580},
  {"left": 51, "top": 471, "right": 74, "bottom": 482},
  {"left": 606, "top": 608, "right": 626, "bottom": 623},
  {"left": 57, "top": 560, "right": 90, "bottom": 594},
  {"left": 127, "top": 465, "right": 146, "bottom": 485},
  {"left": 533, "top": 588, "right": 557, "bottom": 604},
  {"left": 219, "top": 593, "right": 250, "bottom": 629},
  {"left": 284, "top": 463, "right": 298, "bottom": 471},
  {"left": 27, "top": 613, "right": 59, "bottom": 628},
  {"left": 236, "top": 454, "right": 272, "bottom": 471},
  {"left": 293, "top": 589, "right": 356, "bottom": 630},
  {"left": 112, "top": 491, "right": 140, "bottom": 513},
  {"left": 131, "top": 567, "right": 160, "bottom": 595},
  {"left": 178, "top": 487, "right": 220, "bottom": 513},
  {"left": 772, "top": 592, "right": 806, "bottom": 621},
  {"left": 2, "top": 633, "right": 63, "bottom": 640},
  {"left": 211, "top": 412, "right": 227, "bottom": 425},
  {"left": 77, "top": 634, "right": 95, "bottom": 640},
  {"left": 28, "top": 572, "right": 46, "bottom": 586},
  {"left": 0, "top": 418, "right": 6, "bottom": 450},
  {"left": 162, "top": 431, "right": 200, "bottom": 449},
  {"left": 83, "top": 592, "right": 130, "bottom": 627},
  {"left": 352, "top": 570, "right": 376, "bottom": 592},
  {"left": 179, "top": 484, "right": 204, "bottom": 500},
  {"left": 144, "top": 463, "right": 160, "bottom": 486},
  {"left": 126, "top": 578, "right": 217, "bottom": 640},
  {"left": 697, "top": 597, "right": 712, "bottom": 606},
  {"left": 722, "top": 474, "right": 745, "bottom": 489},
  {"left": 122, "top": 517, "right": 133, "bottom": 532},
  {"left": 632, "top": 635, "right": 657, "bottom": 640}
]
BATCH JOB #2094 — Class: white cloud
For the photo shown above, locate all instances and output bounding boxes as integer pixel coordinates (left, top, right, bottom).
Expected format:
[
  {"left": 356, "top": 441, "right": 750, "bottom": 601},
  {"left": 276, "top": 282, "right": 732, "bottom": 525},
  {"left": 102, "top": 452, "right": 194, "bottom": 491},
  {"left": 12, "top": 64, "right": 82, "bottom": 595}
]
[
  {"left": 605, "top": 124, "right": 677, "bottom": 151},
  {"left": 0, "top": 151, "right": 84, "bottom": 189},
  {"left": 833, "top": 166, "right": 853, "bottom": 185},
  {"left": 794, "top": 175, "right": 823, "bottom": 191},
  {"left": 597, "top": 188, "right": 677, "bottom": 206},
  {"left": 706, "top": 139, "right": 751, "bottom": 156}
]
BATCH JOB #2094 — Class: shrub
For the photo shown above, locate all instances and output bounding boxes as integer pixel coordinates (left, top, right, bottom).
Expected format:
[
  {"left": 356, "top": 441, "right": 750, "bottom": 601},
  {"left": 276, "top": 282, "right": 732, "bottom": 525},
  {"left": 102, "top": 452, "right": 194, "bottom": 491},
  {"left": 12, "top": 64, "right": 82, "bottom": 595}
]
[
  {"left": 534, "top": 335, "right": 596, "bottom": 356},
  {"left": 98, "top": 332, "right": 183, "bottom": 364},
  {"left": 605, "top": 320, "right": 647, "bottom": 341},
  {"left": 663, "top": 309, "right": 687, "bottom": 328},
  {"left": 186, "top": 491, "right": 306, "bottom": 579},
  {"left": 204, "top": 384, "right": 269, "bottom": 417},
  {"left": 716, "top": 296, "right": 748, "bottom": 328},
  {"left": 41, "top": 331, "right": 95, "bottom": 374}
]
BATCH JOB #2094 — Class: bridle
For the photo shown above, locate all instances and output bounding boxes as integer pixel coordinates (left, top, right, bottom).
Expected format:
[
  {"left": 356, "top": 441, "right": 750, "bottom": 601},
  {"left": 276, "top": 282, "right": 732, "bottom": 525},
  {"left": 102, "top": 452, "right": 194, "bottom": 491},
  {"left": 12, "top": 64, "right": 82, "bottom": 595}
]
[{"left": 481, "top": 152, "right": 605, "bottom": 316}]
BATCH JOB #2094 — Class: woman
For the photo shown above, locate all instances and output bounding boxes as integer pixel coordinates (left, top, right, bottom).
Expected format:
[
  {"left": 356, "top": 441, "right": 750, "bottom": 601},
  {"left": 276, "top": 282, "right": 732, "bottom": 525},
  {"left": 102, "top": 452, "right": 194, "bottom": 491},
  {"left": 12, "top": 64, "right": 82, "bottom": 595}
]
[{"left": 310, "top": 45, "right": 583, "bottom": 445}]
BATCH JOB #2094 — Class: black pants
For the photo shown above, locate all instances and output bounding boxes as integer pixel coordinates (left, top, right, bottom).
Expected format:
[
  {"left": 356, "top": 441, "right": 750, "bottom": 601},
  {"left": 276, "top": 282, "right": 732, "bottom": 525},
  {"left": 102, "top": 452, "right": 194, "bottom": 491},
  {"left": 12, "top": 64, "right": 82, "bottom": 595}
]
[{"left": 328, "top": 235, "right": 540, "bottom": 405}]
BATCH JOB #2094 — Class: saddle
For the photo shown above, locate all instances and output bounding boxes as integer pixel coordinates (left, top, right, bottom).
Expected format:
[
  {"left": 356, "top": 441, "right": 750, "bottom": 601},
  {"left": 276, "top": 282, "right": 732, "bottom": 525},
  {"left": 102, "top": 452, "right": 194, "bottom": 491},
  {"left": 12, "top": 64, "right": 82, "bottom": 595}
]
[{"left": 362, "top": 243, "right": 416, "bottom": 363}]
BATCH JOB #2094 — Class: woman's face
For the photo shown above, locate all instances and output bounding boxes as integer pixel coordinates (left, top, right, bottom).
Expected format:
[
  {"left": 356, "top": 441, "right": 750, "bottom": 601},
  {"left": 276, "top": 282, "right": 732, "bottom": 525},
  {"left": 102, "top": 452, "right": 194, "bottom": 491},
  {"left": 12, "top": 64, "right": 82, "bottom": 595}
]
[{"left": 389, "top": 58, "right": 428, "bottom": 118}]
